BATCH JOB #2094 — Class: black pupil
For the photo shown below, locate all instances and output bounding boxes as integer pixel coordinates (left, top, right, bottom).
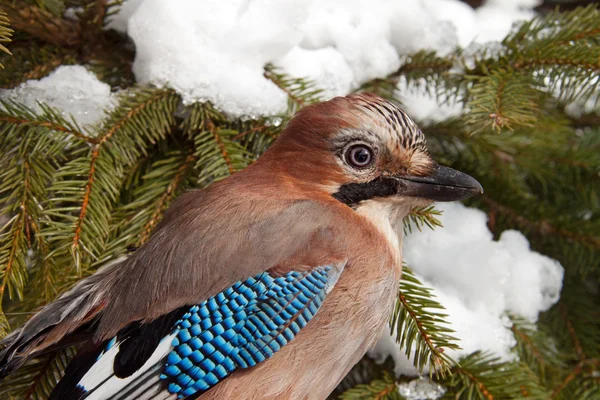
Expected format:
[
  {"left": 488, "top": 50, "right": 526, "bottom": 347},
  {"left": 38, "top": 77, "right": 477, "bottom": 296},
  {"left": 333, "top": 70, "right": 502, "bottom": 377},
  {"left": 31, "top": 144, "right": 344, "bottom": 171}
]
[{"left": 349, "top": 146, "right": 371, "bottom": 167}]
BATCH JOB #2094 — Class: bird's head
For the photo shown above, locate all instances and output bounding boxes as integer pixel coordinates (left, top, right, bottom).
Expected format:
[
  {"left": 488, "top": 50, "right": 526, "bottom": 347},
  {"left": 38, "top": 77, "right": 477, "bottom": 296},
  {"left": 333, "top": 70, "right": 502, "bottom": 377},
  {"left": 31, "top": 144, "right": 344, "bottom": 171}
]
[{"left": 264, "top": 92, "right": 482, "bottom": 210}]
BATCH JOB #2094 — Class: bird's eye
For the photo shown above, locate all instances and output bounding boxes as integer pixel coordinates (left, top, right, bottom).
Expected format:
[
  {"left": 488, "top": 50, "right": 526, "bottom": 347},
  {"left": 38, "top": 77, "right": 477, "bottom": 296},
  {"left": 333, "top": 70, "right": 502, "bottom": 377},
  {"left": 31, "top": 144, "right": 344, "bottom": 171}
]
[{"left": 345, "top": 145, "right": 373, "bottom": 168}]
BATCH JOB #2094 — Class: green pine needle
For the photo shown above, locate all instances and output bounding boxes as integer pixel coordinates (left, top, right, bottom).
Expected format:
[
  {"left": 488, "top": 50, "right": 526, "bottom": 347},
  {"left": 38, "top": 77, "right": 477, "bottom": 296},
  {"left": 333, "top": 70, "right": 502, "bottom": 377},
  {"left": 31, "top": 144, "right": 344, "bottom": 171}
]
[
  {"left": 441, "top": 351, "right": 550, "bottom": 400},
  {"left": 0, "top": 347, "right": 77, "bottom": 400},
  {"left": 391, "top": 266, "right": 460, "bottom": 377},
  {"left": 0, "top": 10, "right": 13, "bottom": 68},
  {"left": 339, "top": 372, "right": 401, "bottom": 400},
  {"left": 403, "top": 206, "right": 443, "bottom": 235}
]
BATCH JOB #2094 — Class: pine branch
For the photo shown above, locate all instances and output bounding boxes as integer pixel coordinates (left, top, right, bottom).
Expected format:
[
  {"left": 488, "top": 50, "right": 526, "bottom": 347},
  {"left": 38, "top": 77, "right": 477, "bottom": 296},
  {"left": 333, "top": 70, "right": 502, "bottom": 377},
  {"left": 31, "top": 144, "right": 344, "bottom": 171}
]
[
  {"left": 0, "top": 9, "right": 13, "bottom": 68},
  {"left": 339, "top": 372, "right": 402, "bottom": 400},
  {"left": 0, "top": 108, "right": 71, "bottom": 333},
  {"left": 403, "top": 206, "right": 443, "bottom": 235},
  {"left": 481, "top": 197, "right": 599, "bottom": 249},
  {"left": 264, "top": 65, "right": 323, "bottom": 114},
  {"left": 139, "top": 151, "right": 196, "bottom": 245},
  {"left": 0, "top": 347, "right": 76, "bottom": 399},
  {"left": 391, "top": 266, "right": 460, "bottom": 376},
  {"left": 43, "top": 87, "right": 179, "bottom": 273},
  {"left": 99, "top": 145, "right": 196, "bottom": 264},
  {"left": 396, "top": 51, "right": 456, "bottom": 84},
  {"left": 231, "top": 118, "right": 282, "bottom": 156},
  {"left": 331, "top": 356, "right": 397, "bottom": 399},
  {"left": 551, "top": 358, "right": 600, "bottom": 399},
  {"left": 502, "top": 5, "right": 600, "bottom": 104},
  {"left": 466, "top": 69, "right": 541, "bottom": 133},
  {"left": 0, "top": 42, "right": 76, "bottom": 89},
  {"left": 3, "top": 4, "right": 81, "bottom": 48},
  {"left": 569, "top": 371, "right": 600, "bottom": 400},
  {"left": 17, "top": 1, "right": 65, "bottom": 17},
  {"left": 359, "top": 51, "right": 459, "bottom": 103},
  {"left": 510, "top": 316, "right": 566, "bottom": 387},
  {"left": 355, "top": 78, "right": 400, "bottom": 102},
  {"left": 189, "top": 107, "right": 256, "bottom": 185},
  {"left": 538, "top": 281, "right": 600, "bottom": 399},
  {"left": 399, "top": 51, "right": 463, "bottom": 104},
  {"left": 544, "top": 283, "right": 600, "bottom": 360},
  {"left": 194, "top": 124, "right": 255, "bottom": 186},
  {"left": 180, "top": 101, "right": 228, "bottom": 135},
  {"left": 560, "top": 303, "right": 585, "bottom": 360},
  {"left": 441, "top": 352, "right": 550, "bottom": 400},
  {"left": 0, "top": 211, "right": 28, "bottom": 309},
  {"left": 0, "top": 100, "right": 96, "bottom": 143}
]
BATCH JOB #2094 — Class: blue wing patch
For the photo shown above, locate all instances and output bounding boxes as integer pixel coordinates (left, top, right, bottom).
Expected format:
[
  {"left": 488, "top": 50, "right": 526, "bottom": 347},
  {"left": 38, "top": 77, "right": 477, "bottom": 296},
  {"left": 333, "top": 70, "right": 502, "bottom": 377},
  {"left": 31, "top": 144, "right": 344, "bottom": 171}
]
[{"left": 160, "top": 266, "right": 338, "bottom": 398}]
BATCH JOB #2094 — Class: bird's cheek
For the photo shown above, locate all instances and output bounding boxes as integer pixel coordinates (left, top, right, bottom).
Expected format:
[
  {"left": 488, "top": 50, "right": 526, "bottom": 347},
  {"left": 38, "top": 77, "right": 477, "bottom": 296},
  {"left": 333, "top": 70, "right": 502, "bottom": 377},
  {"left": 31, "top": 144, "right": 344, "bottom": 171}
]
[
  {"left": 379, "top": 162, "right": 409, "bottom": 178},
  {"left": 408, "top": 196, "right": 436, "bottom": 207}
]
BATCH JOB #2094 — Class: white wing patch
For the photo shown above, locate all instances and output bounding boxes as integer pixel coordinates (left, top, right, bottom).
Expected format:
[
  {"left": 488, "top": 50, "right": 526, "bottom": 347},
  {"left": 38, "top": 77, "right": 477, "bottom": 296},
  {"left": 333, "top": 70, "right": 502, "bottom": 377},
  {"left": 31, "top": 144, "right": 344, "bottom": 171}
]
[{"left": 78, "top": 332, "right": 177, "bottom": 400}]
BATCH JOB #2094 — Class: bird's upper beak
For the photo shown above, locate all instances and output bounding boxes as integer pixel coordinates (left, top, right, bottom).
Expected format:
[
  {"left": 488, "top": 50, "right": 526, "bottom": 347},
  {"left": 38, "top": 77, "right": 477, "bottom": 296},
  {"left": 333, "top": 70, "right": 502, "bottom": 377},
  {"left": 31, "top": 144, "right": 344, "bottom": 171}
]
[{"left": 396, "top": 164, "right": 483, "bottom": 202}]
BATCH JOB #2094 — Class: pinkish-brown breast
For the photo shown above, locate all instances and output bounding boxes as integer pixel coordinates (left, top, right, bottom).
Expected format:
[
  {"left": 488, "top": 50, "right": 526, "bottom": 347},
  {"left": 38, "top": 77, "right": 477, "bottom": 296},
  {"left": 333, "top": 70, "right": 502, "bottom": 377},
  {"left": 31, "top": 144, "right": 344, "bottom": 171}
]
[{"left": 200, "top": 208, "right": 402, "bottom": 400}]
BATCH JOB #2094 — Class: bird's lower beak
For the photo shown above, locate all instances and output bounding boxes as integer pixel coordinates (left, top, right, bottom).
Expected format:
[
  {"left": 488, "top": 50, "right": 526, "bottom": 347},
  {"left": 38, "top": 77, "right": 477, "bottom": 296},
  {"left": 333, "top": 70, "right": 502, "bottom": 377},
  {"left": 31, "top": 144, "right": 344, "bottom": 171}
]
[{"left": 397, "top": 164, "right": 483, "bottom": 202}]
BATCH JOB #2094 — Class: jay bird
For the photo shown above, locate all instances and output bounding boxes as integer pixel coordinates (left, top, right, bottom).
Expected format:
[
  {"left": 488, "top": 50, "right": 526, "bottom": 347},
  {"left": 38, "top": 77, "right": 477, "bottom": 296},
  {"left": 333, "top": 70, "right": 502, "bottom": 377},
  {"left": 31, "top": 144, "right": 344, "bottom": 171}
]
[{"left": 0, "top": 93, "right": 482, "bottom": 399}]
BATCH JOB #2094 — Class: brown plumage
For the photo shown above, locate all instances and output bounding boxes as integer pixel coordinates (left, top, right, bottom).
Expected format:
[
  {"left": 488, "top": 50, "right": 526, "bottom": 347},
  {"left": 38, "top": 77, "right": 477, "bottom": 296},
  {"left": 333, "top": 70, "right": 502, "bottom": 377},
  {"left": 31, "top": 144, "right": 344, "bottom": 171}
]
[{"left": 0, "top": 93, "right": 482, "bottom": 399}]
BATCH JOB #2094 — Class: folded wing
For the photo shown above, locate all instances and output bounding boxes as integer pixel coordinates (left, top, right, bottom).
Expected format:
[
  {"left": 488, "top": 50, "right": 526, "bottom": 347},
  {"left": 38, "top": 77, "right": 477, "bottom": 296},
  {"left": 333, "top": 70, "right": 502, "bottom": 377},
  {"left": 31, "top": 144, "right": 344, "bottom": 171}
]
[{"left": 57, "top": 264, "right": 344, "bottom": 400}]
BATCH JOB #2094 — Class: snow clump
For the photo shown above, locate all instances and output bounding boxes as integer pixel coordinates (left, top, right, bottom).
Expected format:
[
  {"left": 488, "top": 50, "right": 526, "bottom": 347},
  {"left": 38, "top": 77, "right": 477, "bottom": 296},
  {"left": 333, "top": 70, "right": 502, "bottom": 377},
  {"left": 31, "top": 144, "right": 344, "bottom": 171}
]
[
  {"left": 369, "top": 202, "right": 564, "bottom": 376},
  {"left": 107, "top": 0, "right": 540, "bottom": 117},
  {"left": 0, "top": 65, "right": 115, "bottom": 130}
]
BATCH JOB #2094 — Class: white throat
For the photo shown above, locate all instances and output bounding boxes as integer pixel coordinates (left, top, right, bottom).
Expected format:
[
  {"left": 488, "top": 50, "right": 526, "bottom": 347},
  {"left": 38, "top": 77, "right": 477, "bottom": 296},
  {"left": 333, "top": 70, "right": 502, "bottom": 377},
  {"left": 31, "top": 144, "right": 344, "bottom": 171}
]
[{"left": 355, "top": 199, "right": 409, "bottom": 266}]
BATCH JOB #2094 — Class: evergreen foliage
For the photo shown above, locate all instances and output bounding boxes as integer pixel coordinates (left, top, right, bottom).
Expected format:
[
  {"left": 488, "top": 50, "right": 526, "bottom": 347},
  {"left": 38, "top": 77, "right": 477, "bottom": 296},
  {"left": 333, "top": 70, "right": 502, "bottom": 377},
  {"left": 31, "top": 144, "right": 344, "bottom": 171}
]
[
  {"left": 390, "top": 266, "right": 459, "bottom": 376},
  {"left": 0, "top": 10, "right": 11, "bottom": 68},
  {"left": 0, "top": 1, "right": 598, "bottom": 399}
]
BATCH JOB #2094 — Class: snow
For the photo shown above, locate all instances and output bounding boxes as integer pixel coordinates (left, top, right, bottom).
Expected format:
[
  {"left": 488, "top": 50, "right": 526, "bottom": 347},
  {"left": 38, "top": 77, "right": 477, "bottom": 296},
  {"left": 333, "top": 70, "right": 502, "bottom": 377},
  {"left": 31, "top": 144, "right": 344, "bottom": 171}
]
[
  {"left": 369, "top": 202, "right": 564, "bottom": 376},
  {"left": 123, "top": 0, "right": 308, "bottom": 117},
  {"left": 395, "top": 77, "right": 463, "bottom": 124},
  {"left": 0, "top": 65, "right": 115, "bottom": 130},
  {"left": 104, "top": 0, "right": 539, "bottom": 117},
  {"left": 397, "top": 377, "right": 446, "bottom": 400},
  {"left": 564, "top": 81, "right": 600, "bottom": 118},
  {"left": 0, "top": 0, "right": 543, "bottom": 122},
  {"left": 105, "top": 0, "right": 144, "bottom": 33},
  {"left": 276, "top": 47, "right": 354, "bottom": 100},
  {"left": 474, "top": 3, "right": 537, "bottom": 44}
]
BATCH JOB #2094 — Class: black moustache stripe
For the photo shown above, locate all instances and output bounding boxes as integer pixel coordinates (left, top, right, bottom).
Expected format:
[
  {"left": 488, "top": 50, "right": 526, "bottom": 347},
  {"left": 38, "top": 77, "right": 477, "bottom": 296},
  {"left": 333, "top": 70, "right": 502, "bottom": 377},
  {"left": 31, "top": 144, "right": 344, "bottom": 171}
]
[{"left": 332, "top": 177, "right": 402, "bottom": 207}]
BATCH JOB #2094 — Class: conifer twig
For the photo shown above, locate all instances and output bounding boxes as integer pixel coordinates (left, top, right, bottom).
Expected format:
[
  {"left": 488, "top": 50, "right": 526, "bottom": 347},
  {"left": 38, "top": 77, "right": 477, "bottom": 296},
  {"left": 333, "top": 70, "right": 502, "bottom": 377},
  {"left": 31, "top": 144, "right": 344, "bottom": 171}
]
[
  {"left": 139, "top": 152, "right": 196, "bottom": 245},
  {"left": 0, "top": 10, "right": 13, "bottom": 67},
  {"left": 391, "top": 266, "right": 459, "bottom": 376},
  {"left": 264, "top": 70, "right": 306, "bottom": 108},
  {"left": 559, "top": 303, "right": 585, "bottom": 360},
  {"left": 71, "top": 90, "right": 176, "bottom": 260},
  {"left": 0, "top": 116, "right": 97, "bottom": 144},
  {"left": 4, "top": 5, "right": 81, "bottom": 48},
  {"left": 551, "top": 359, "right": 600, "bottom": 399},
  {"left": 481, "top": 197, "right": 600, "bottom": 248},
  {"left": 208, "top": 121, "right": 235, "bottom": 175},
  {"left": 511, "top": 325, "right": 546, "bottom": 368}
]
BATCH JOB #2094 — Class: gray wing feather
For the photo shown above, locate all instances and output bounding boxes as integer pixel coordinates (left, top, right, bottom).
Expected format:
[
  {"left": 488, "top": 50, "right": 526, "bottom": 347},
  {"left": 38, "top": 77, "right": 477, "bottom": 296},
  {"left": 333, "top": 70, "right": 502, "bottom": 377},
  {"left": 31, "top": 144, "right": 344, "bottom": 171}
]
[{"left": 0, "top": 258, "right": 124, "bottom": 377}]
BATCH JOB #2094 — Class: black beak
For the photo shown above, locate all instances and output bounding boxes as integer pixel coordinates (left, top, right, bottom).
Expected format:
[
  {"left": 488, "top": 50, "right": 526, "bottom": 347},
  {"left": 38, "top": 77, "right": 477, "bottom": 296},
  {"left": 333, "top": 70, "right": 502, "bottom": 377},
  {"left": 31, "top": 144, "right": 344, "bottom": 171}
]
[{"left": 398, "top": 164, "right": 483, "bottom": 202}]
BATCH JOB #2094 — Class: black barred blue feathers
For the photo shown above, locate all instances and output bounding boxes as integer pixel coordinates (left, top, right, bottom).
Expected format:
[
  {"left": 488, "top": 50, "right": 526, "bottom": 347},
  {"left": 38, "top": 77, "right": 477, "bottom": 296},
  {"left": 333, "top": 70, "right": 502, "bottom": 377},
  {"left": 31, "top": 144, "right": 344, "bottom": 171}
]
[
  {"left": 73, "top": 265, "right": 342, "bottom": 400},
  {"left": 162, "top": 268, "right": 332, "bottom": 397}
]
